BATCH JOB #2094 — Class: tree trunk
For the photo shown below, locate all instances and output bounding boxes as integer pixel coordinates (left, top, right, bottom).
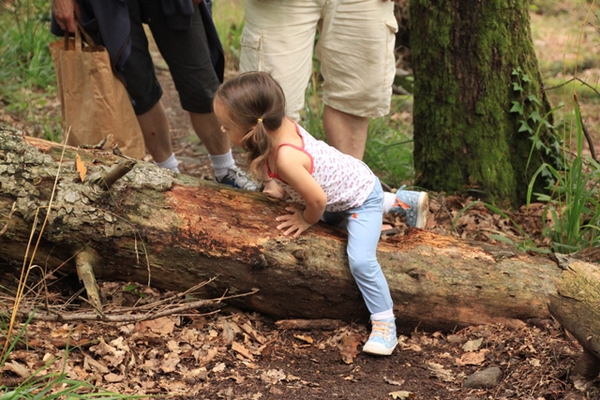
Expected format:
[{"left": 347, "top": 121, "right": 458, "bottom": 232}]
[
  {"left": 409, "top": 0, "right": 560, "bottom": 208},
  {"left": 0, "top": 127, "right": 597, "bottom": 340}
]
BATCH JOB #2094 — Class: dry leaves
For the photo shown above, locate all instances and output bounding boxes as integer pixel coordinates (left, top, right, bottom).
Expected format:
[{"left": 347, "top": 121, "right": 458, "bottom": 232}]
[{"left": 75, "top": 152, "right": 86, "bottom": 181}]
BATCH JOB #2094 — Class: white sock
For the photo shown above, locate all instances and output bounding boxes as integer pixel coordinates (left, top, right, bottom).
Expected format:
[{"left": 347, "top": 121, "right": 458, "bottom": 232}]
[
  {"left": 382, "top": 192, "right": 397, "bottom": 214},
  {"left": 154, "top": 153, "right": 179, "bottom": 173},
  {"left": 209, "top": 150, "right": 235, "bottom": 179},
  {"left": 371, "top": 309, "right": 395, "bottom": 321}
]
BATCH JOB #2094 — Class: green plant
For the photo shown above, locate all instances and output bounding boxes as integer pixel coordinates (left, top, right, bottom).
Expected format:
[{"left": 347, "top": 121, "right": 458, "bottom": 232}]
[
  {"left": 300, "top": 76, "right": 325, "bottom": 140},
  {"left": 0, "top": 0, "right": 56, "bottom": 90},
  {"left": 213, "top": 0, "right": 245, "bottom": 68},
  {"left": 0, "top": 0, "right": 60, "bottom": 138},
  {"left": 124, "top": 283, "right": 145, "bottom": 298},
  {"left": 526, "top": 99, "right": 600, "bottom": 254},
  {"left": 510, "top": 66, "right": 564, "bottom": 187},
  {"left": 363, "top": 98, "right": 415, "bottom": 188}
]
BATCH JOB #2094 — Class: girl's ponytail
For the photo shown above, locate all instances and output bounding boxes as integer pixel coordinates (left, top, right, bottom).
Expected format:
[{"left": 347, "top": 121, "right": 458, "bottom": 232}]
[
  {"left": 242, "top": 119, "right": 272, "bottom": 177},
  {"left": 214, "top": 72, "right": 287, "bottom": 178}
]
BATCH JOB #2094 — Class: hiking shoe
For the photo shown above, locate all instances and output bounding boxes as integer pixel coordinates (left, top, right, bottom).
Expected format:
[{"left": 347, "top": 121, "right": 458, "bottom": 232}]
[
  {"left": 389, "top": 186, "right": 429, "bottom": 229},
  {"left": 362, "top": 317, "right": 398, "bottom": 356},
  {"left": 215, "top": 166, "right": 258, "bottom": 191}
]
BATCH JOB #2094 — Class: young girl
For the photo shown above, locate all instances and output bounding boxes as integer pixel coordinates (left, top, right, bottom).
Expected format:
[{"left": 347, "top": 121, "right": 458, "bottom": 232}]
[{"left": 213, "top": 71, "right": 428, "bottom": 356}]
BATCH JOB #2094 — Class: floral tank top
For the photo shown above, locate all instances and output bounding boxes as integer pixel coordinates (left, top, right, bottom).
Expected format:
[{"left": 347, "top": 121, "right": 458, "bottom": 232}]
[{"left": 266, "top": 123, "right": 376, "bottom": 212}]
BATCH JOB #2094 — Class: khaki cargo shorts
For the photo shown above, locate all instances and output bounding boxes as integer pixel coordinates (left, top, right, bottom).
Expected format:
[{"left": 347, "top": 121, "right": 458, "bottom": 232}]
[{"left": 240, "top": 0, "right": 398, "bottom": 121}]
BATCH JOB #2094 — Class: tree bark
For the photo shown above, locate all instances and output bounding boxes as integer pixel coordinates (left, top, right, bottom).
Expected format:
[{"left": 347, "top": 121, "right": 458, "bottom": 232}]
[
  {"left": 548, "top": 260, "right": 600, "bottom": 380},
  {"left": 409, "top": 0, "right": 561, "bottom": 208},
  {"left": 0, "top": 127, "right": 597, "bottom": 340}
]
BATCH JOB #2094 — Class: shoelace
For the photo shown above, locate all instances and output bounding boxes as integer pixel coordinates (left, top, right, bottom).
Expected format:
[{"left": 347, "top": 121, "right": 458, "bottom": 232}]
[
  {"left": 393, "top": 198, "right": 411, "bottom": 210},
  {"left": 224, "top": 168, "right": 256, "bottom": 188},
  {"left": 369, "top": 320, "right": 393, "bottom": 340},
  {"left": 393, "top": 184, "right": 412, "bottom": 210}
]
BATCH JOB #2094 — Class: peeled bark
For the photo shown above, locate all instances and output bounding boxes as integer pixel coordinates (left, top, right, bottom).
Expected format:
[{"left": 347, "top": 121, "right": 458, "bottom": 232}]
[{"left": 0, "top": 127, "right": 597, "bottom": 344}]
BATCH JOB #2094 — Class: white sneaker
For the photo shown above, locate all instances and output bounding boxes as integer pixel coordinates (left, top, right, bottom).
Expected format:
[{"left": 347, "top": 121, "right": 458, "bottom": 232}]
[
  {"left": 362, "top": 318, "right": 398, "bottom": 356},
  {"left": 215, "top": 166, "right": 258, "bottom": 191}
]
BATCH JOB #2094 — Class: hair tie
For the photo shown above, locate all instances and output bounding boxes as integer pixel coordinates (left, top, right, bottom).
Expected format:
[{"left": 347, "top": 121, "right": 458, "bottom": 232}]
[{"left": 257, "top": 118, "right": 263, "bottom": 123}]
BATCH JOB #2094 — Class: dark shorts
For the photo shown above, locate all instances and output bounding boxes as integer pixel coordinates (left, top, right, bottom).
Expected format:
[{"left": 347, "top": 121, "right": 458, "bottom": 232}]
[{"left": 123, "top": 0, "right": 220, "bottom": 115}]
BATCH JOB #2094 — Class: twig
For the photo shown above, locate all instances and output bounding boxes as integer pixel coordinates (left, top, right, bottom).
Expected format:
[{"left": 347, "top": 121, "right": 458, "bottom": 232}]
[
  {"left": 114, "top": 277, "right": 218, "bottom": 313},
  {"left": 75, "top": 247, "right": 103, "bottom": 313},
  {"left": 10, "top": 288, "right": 259, "bottom": 323},
  {"left": 0, "top": 201, "right": 16, "bottom": 236},
  {"left": 573, "top": 94, "right": 598, "bottom": 162},
  {"left": 93, "top": 159, "right": 137, "bottom": 190}
]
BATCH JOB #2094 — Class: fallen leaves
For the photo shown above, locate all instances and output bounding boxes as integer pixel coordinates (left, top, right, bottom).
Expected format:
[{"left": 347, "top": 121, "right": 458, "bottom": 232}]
[
  {"left": 0, "top": 280, "right": 596, "bottom": 398},
  {"left": 75, "top": 152, "right": 86, "bottom": 181}
]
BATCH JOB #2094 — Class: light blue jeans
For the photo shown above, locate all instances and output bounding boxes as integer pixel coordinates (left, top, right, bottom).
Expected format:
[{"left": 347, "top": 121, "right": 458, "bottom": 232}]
[{"left": 322, "top": 178, "right": 393, "bottom": 315}]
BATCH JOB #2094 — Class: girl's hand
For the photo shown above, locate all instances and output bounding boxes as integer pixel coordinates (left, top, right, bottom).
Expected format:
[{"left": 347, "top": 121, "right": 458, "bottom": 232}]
[
  {"left": 263, "top": 180, "right": 286, "bottom": 199},
  {"left": 276, "top": 207, "right": 312, "bottom": 237}
]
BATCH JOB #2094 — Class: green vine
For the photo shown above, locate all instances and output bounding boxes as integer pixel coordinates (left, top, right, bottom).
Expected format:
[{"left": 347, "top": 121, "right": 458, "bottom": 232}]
[{"left": 510, "top": 67, "right": 563, "bottom": 189}]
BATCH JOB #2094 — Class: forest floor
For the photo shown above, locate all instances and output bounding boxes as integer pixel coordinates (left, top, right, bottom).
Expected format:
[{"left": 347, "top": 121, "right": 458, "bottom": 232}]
[{"left": 2, "top": 4, "right": 600, "bottom": 400}]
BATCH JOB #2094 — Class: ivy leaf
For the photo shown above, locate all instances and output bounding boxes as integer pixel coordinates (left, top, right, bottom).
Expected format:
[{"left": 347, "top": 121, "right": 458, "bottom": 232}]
[
  {"left": 510, "top": 101, "right": 524, "bottom": 114},
  {"left": 512, "top": 82, "right": 524, "bottom": 92},
  {"left": 528, "top": 110, "right": 542, "bottom": 123},
  {"left": 527, "top": 94, "right": 540, "bottom": 104},
  {"left": 518, "top": 120, "right": 532, "bottom": 133},
  {"left": 522, "top": 73, "right": 532, "bottom": 82}
]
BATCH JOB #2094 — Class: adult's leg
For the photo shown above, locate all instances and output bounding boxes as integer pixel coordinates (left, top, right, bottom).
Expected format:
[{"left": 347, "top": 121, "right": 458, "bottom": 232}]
[
  {"left": 136, "top": 101, "right": 172, "bottom": 163},
  {"left": 240, "top": 0, "right": 321, "bottom": 121},
  {"left": 318, "top": 0, "right": 396, "bottom": 159},
  {"left": 143, "top": 3, "right": 227, "bottom": 157},
  {"left": 323, "top": 106, "right": 369, "bottom": 160},
  {"left": 121, "top": 0, "right": 173, "bottom": 164},
  {"left": 188, "top": 112, "right": 229, "bottom": 156},
  {"left": 142, "top": 1, "right": 255, "bottom": 187}
]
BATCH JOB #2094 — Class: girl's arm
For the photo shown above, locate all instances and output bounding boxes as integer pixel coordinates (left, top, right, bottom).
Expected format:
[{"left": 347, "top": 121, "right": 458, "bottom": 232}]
[
  {"left": 257, "top": 166, "right": 286, "bottom": 199},
  {"left": 263, "top": 180, "right": 286, "bottom": 199},
  {"left": 274, "top": 146, "right": 326, "bottom": 237}
]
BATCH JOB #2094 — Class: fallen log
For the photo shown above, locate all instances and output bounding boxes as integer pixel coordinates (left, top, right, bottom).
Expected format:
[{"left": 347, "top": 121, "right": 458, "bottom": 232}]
[
  {"left": 548, "top": 259, "right": 600, "bottom": 381},
  {"left": 0, "top": 126, "right": 597, "bottom": 342}
]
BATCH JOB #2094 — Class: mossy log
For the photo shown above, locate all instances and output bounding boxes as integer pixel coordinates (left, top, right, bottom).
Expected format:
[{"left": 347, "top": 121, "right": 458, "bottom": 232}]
[
  {"left": 548, "top": 260, "right": 600, "bottom": 381},
  {"left": 0, "top": 126, "right": 599, "bottom": 378}
]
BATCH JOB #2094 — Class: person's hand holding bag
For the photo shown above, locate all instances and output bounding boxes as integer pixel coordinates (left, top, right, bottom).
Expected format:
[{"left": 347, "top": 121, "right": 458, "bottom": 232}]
[{"left": 52, "top": 0, "right": 80, "bottom": 33}]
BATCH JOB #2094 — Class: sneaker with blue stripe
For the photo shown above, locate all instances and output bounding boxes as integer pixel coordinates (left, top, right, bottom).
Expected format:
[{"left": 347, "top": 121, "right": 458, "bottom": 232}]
[{"left": 389, "top": 186, "right": 429, "bottom": 229}]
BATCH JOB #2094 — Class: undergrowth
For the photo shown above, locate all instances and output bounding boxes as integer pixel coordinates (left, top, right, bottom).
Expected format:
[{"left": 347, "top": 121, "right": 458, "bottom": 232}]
[{"left": 0, "top": 0, "right": 61, "bottom": 141}]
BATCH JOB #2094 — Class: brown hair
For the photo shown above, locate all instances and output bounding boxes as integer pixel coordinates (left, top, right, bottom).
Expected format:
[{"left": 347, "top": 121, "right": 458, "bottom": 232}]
[{"left": 214, "top": 71, "right": 286, "bottom": 178}]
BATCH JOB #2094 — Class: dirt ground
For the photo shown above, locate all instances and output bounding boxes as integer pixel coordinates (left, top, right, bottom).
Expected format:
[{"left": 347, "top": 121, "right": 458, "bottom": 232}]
[{"left": 2, "top": 5, "right": 600, "bottom": 400}]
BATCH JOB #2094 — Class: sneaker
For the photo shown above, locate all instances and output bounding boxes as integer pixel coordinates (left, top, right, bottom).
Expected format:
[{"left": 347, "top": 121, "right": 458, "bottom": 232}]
[
  {"left": 215, "top": 166, "right": 259, "bottom": 191},
  {"left": 389, "top": 186, "right": 429, "bottom": 229},
  {"left": 362, "top": 317, "right": 398, "bottom": 356}
]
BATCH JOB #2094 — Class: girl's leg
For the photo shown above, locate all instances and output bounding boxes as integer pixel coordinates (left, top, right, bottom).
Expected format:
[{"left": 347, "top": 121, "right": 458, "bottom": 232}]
[
  {"left": 345, "top": 180, "right": 397, "bottom": 355},
  {"left": 346, "top": 183, "right": 392, "bottom": 315}
]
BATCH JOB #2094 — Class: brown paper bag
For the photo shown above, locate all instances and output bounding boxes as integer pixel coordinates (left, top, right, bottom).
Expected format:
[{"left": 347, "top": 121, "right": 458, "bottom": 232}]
[{"left": 49, "top": 28, "right": 146, "bottom": 159}]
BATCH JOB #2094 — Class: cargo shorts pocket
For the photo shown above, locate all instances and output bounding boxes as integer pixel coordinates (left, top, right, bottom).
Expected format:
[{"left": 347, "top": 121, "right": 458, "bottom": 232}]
[
  {"left": 383, "top": 15, "right": 399, "bottom": 91},
  {"left": 240, "top": 27, "right": 263, "bottom": 71}
]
